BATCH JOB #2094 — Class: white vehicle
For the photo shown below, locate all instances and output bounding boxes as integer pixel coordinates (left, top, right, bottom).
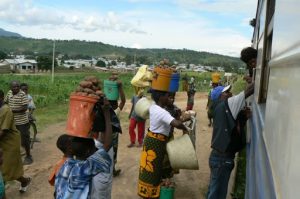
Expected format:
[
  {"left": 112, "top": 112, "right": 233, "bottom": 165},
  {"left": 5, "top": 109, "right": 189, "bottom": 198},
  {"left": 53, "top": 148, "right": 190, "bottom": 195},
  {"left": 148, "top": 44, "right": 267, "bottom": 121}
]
[{"left": 247, "top": 0, "right": 300, "bottom": 198}]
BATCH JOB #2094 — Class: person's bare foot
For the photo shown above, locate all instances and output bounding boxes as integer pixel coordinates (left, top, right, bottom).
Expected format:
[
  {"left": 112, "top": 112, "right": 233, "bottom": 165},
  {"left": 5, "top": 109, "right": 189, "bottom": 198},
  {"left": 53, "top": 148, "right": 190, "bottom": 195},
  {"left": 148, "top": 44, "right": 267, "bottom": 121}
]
[
  {"left": 137, "top": 143, "right": 143, "bottom": 148},
  {"left": 127, "top": 143, "right": 135, "bottom": 148},
  {"left": 113, "top": 169, "right": 121, "bottom": 177}
]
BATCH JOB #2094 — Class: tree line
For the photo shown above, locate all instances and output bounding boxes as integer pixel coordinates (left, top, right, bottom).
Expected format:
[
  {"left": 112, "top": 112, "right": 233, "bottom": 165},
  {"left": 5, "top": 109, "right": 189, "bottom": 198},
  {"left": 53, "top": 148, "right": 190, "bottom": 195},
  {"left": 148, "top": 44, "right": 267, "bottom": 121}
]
[{"left": 0, "top": 36, "right": 245, "bottom": 72}]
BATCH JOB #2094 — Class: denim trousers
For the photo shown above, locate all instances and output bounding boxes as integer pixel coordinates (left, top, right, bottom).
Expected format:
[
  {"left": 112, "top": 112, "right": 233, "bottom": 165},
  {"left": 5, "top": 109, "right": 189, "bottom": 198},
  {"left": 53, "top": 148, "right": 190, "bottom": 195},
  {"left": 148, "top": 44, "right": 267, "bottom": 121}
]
[{"left": 207, "top": 150, "right": 235, "bottom": 199}]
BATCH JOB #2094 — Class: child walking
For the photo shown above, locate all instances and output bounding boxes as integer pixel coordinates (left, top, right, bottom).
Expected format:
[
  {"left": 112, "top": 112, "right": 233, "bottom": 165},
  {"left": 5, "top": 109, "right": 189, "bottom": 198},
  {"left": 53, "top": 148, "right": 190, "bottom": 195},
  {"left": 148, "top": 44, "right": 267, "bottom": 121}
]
[{"left": 128, "top": 89, "right": 146, "bottom": 148}]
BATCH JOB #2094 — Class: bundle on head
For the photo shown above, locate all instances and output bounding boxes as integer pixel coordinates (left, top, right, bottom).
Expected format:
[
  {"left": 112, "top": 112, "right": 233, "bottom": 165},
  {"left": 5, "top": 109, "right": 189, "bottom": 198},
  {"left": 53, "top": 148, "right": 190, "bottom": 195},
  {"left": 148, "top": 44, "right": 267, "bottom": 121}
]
[
  {"left": 158, "top": 59, "right": 177, "bottom": 72},
  {"left": 71, "top": 76, "right": 103, "bottom": 98}
]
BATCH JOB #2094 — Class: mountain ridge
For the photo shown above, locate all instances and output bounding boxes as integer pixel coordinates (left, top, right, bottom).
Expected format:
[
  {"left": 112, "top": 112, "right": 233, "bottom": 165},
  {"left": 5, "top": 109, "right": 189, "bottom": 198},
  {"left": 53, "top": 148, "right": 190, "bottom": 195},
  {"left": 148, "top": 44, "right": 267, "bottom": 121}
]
[
  {"left": 0, "top": 28, "right": 23, "bottom": 37},
  {"left": 0, "top": 28, "right": 244, "bottom": 72}
]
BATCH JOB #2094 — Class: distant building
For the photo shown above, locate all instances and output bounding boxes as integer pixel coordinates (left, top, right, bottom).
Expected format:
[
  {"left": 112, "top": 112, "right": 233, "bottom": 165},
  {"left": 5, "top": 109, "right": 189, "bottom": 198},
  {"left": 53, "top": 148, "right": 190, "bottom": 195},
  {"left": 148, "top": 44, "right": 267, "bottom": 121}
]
[
  {"left": 63, "top": 59, "right": 93, "bottom": 69},
  {"left": 0, "top": 61, "right": 11, "bottom": 73},
  {"left": 3, "top": 59, "right": 37, "bottom": 73}
]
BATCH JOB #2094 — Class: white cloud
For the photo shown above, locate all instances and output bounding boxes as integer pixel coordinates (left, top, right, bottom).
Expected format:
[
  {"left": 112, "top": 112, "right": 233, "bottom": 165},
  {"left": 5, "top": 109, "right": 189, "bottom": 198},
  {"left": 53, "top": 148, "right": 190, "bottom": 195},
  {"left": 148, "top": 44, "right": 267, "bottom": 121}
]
[
  {"left": 175, "top": 0, "right": 257, "bottom": 16},
  {"left": 131, "top": 43, "right": 143, "bottom": 49},
  {"left": 0, "top": 0, "right": 256, "bottom": 56},
  {"left": 0, "top": 0, "right": 146, "bottom": 33}
]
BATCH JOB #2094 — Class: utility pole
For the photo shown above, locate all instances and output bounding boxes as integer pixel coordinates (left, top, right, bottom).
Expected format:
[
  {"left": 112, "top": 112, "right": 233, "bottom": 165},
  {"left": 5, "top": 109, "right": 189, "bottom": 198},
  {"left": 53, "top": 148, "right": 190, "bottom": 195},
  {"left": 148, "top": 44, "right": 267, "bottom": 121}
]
[{"left": 51, "top": 40, "right": 55, "bottom": 83}]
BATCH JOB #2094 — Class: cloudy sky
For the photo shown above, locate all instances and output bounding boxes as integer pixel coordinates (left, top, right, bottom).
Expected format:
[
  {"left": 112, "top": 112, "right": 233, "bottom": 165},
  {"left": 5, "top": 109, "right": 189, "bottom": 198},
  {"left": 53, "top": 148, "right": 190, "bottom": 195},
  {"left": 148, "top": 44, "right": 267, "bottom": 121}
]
[{"left": 0, "top": 0, "right": 257, "bottom": 56}]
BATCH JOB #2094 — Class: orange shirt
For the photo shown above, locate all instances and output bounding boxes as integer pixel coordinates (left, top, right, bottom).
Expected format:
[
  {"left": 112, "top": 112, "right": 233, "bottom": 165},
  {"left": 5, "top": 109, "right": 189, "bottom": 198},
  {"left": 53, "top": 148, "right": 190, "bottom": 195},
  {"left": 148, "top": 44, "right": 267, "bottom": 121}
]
[{"left": 48, "top": 157, "right": 67, "bottom": 186}]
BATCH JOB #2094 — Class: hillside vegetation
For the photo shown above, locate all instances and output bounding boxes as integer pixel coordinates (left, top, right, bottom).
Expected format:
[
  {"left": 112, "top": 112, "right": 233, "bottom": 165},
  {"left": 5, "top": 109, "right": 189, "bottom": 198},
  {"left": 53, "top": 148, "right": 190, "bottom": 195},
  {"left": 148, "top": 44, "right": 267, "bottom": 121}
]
[{"left": 0, "top": 36, "right": 244, "bottom": 72}]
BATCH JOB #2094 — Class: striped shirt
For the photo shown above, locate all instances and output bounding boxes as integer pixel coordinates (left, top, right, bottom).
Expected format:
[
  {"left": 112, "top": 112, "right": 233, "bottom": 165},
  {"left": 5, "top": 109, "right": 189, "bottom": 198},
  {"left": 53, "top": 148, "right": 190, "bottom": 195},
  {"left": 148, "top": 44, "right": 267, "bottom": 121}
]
[{"left": 5, "top": 90, "right": 29, "bottom": 125}]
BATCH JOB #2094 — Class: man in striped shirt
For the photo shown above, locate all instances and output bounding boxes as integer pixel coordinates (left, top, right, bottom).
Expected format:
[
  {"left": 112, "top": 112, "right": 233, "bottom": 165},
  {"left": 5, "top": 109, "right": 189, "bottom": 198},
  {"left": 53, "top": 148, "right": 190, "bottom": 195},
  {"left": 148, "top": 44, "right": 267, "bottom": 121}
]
[{"left": 5, "top": 81, "right": 33, "bottom": 165}]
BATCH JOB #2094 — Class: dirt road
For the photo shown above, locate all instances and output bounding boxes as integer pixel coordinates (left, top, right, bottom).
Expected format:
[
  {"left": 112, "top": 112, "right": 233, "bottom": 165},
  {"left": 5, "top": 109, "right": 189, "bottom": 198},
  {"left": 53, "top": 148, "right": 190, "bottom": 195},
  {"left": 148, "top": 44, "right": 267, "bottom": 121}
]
[{"left": 6, "top": 92, "right": 213, "bottom": 199}]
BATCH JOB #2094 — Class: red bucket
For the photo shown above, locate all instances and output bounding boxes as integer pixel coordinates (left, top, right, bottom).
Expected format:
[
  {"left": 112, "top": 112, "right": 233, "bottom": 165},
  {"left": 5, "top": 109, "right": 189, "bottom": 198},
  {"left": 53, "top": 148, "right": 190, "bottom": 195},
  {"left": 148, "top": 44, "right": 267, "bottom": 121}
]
[{"left": 65, "top": 95, "right": 98, "bottom": 137}]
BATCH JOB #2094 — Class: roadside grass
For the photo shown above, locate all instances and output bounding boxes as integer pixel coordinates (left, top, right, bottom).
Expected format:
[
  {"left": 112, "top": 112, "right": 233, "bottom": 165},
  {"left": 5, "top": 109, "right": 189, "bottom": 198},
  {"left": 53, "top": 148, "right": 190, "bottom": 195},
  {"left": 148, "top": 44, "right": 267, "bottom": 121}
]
[
  {"left": 231, "top": 149, "right": 246, "bottom": 199},
  {"left": 34, "top": 103, "right": 69, "bottom": 132},
  {"left": 231, "top": 76, "right": 247, "bottom": 199}
]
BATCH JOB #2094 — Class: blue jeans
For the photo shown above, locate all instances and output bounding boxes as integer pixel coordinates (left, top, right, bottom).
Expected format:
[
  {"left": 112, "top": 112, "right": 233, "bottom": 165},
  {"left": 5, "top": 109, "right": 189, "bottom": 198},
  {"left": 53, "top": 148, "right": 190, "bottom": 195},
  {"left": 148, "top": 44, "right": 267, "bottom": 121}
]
[{"left": 207, "top": 150, "right": 235, "bottom": 199}]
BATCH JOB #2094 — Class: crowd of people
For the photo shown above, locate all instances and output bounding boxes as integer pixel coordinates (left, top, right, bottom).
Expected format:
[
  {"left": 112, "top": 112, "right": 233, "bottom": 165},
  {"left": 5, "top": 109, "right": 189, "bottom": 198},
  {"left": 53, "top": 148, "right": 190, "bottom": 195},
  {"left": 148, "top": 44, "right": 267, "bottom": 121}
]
[{"left": 0, "top": 46, "right": 257, "bottom": 199}]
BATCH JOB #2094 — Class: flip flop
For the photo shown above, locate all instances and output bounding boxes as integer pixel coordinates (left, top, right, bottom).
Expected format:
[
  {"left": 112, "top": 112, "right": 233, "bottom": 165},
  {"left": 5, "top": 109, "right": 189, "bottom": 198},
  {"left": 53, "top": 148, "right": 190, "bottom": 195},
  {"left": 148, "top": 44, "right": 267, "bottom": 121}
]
[{"left": 19, "top": 177, "right": 32, "bottom": 193}]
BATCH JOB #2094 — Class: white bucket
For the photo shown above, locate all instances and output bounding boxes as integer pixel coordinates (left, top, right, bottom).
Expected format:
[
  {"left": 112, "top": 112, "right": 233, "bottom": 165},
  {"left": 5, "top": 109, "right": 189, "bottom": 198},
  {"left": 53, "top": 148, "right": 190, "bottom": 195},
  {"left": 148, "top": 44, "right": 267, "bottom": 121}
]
[
  {"left": 134, "top": 97, "right": 153, "bottom": 119},
  {"left": 166, "top": 134, "right": 199, "bottom": 170}
]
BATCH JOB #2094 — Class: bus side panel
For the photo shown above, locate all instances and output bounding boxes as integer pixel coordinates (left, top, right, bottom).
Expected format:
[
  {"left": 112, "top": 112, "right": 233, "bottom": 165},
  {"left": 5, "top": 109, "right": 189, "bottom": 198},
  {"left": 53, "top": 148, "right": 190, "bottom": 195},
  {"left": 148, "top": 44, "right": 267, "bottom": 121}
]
[
  {"left": 246, "top": 102, "right": 276, "bottom": 199},
  {"left": 262, "top": 1, "right": 300, "bottom": 197},
  {"left": 264, "top": 62, "right": 300, "bottom": 199}
]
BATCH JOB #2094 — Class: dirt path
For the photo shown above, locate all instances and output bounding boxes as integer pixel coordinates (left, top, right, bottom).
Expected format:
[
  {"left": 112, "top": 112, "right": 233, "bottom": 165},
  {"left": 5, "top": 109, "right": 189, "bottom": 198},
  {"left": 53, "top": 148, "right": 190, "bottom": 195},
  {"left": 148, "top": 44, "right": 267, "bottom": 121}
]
[{"left": 6, "top": 92, "right": 213, "bottom": 199}]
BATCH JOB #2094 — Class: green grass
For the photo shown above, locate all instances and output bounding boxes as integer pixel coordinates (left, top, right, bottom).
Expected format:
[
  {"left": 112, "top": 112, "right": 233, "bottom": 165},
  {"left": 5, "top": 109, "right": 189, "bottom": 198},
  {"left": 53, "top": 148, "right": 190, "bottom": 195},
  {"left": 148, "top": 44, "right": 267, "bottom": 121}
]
[
  {"left": 231, "top": 149, "right": 247, "bottom": 199},
  {"left": 0, "top": 72, "right": 135, "bottom": 108},
  {"left": 231, "top": 76, "right": 247, "bottom": 95},
  {"left": 34, "top": 103, "right": 69, "bottom": 132},
  {"left": 231, "top": 76, "right": 247, "bottom": 199},
  {"left": 180, "top": 71, "right": 220, "bottom": 92},
  {"left": 0, "top": 72, "right": 135, "bottom": 133}
]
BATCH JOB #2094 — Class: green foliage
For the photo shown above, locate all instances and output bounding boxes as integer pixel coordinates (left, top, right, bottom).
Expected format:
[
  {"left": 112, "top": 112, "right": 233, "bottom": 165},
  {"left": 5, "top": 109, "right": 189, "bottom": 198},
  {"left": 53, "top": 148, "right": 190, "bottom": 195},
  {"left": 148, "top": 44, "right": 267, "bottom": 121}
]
[
  {"left": 231, "top": 78, "right": 247, "bottom": 199},
  {"left": 180, "top": 72, "right": 213, "bottom": 92},
  {"left": 0, "top": 37, "right": 244, "bottom": 72},
  {"left": 231, "top": 76, "right": 247, "bottom": 94},
  {"left": 96, "top": 60, "right": 106, "bottom": 67},
  {"left": 124, "top": 54, "right": 133, "bottom": 65},
  {"left": 111, "top": 60, "right": 117, "bottom": 65},
  {"left": 0, "top": 50, "right": 7, "bottom": 59},
  {"left": 37, "top": 55, "right": 58, "bottom": 70},
  {"left": 231, "top": 149, "right": 246, "bottom": 199},
  {"left": 0, "top": 72, "right": 135, "bottom": 108}
]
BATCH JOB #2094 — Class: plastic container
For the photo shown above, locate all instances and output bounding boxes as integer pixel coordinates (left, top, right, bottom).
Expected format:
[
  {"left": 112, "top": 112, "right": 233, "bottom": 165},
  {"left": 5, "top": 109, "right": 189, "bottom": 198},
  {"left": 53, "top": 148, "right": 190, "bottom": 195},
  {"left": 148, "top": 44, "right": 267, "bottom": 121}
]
[
  {"left": 159, "top": 187, "right": 175, "bottom": 199},
  {"left": 104, "top": 80, "right": 119, "bottom": 100},
  {"left": 169, "top": 73, "right": 180, "bottom": 92},
  {"left": 211, "top": 72, "right": 221, "bottom": 83},
  {"left": 134, "top": 97, "right": 153, "bottom": 119},
  {"left": 131, "top": 65, "right": 152, "bottom": 87},
  {"left": 151, "top": 67, "right": 173, "bottom": 91},
  {"left": 65, "top": 95, "right": 98, "bottom": 137},
  {"left": 166, "top": 134, "right": 199, "bottom": 170}
]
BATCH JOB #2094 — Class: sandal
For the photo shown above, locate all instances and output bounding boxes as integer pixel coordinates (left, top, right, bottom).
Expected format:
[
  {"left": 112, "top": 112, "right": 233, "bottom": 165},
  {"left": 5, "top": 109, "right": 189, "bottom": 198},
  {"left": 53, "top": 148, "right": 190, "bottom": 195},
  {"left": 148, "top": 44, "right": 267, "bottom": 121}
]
[{"left": 19, "top": 177, "right": 32, "bottom": 193}]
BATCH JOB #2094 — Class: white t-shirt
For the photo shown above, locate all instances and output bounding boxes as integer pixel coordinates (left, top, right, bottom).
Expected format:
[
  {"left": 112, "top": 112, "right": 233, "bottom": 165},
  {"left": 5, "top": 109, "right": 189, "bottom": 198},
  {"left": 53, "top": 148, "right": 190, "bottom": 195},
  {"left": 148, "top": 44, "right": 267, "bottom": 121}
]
[
  {"left": 227, "top": 91, "right": 246, "bottom": 120},
  {"left": 91, "top": 140, "right": 114, "bottom": 199},
  {"left": 149, "top": 104, "right": 174, "bottom": 136}
]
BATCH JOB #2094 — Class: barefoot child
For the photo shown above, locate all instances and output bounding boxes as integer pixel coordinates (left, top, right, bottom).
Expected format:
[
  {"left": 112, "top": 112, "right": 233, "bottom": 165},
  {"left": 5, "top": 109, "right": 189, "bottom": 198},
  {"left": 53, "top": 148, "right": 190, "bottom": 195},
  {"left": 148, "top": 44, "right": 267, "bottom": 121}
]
[{"left": 54, "top": 97, "right": 113, "bottom": 199}]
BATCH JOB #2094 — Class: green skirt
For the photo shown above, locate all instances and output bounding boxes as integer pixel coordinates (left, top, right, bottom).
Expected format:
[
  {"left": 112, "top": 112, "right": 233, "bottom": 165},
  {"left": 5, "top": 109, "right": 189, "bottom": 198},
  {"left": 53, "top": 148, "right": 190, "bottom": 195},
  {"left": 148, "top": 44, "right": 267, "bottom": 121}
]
[{"left": 138, "top": 131, "right": 167, "bottom": 198}]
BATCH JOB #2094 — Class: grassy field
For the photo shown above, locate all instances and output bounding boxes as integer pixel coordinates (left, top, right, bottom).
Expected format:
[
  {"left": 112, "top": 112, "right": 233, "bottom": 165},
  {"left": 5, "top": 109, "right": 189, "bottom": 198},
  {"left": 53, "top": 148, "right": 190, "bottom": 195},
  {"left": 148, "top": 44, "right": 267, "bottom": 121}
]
[
  {"left": 0, "top": 71, "right": 219, "bottom": 130},
  {"left": 231, "top": 77, "right": 247, "bottom": 199},
  {"left": 0, "top": 72, "right": 135, "bottom": 130}
]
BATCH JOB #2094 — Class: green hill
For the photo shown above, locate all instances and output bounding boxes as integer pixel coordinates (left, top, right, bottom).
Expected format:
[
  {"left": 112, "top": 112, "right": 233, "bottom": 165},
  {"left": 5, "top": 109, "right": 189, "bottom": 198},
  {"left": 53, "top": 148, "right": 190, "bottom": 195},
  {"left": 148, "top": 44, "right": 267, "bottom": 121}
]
[
  {"left": 0, "top": 36, "right": 244, "bottom": 72},
  {"left": 0, "top": 28, "right": 23, "bottom": 37}
]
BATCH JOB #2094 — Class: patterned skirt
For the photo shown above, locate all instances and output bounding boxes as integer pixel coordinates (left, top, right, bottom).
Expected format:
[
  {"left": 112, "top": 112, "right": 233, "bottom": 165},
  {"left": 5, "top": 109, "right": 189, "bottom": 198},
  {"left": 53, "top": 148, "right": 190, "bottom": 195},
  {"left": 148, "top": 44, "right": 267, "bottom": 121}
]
[{"left": 138, "top": 131, "right": 167, "bottom": 198}]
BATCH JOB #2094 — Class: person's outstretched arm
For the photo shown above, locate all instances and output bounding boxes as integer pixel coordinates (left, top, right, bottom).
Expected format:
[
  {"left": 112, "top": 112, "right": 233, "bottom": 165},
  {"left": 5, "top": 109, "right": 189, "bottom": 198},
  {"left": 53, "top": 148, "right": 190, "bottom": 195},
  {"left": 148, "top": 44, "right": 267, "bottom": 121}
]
[
  {"left": 117, "top": 81, "right": 126, "bottom": 111},
  {"left": 170, "top": 119, "right": 189, "bottom": 132},
  {"left": 98, "top": 97, "right": 113, "bottom": 151}
]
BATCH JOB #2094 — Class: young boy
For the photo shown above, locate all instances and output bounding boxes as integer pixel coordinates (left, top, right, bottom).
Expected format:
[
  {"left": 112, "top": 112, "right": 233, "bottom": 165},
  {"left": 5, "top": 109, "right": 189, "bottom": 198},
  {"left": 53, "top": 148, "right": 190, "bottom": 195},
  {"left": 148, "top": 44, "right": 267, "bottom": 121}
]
[
  {"left": 127, "top": 89, "right": 146, "bottom": 148},
  {"left": 186, "top": 76, "right": 196, "bottom": 110},
  {"left": 54, "top": 97, "right": 113, "bottom": 199},
  {"left": 20, "top": 83, "right": 36, "bottom": 121},
  {"left": 107, "top": 79, "right": 126, "bottom": 177},
  {"left": 48, "top": 134, "right": 73, "bottom": 186}
]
